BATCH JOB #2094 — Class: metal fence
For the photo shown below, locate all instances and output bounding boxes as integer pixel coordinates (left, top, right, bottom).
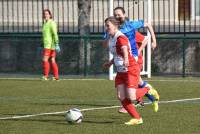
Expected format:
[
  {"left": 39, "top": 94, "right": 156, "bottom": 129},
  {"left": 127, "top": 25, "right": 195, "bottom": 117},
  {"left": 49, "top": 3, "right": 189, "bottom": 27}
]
[
  {"left": 0, "top": 0, "right": 200, "bottom": 34},
  {"left": 0, "top": 34, "right": 200, "bottom": 77},
  {"left": 0, "top": 35, "right": 108, "bottom": 77}
]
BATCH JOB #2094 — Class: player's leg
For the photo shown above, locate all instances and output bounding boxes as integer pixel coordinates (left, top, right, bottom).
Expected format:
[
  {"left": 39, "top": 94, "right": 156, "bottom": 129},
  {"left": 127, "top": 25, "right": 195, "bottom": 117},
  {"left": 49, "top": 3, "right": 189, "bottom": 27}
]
[
  {"left": 115, "top": 73, "right": 128, "bottom": 113},
  {"left": 118, "top": 66, "right": 142, "bottom": 113},
  {"left": 124, "top": 87, "right": 145, "bottom": 125},
  {"left": 137, "top": 46, "right": 159, "bottom": 111},
  {"left": 145, "top": 83, "right": 160, "bottom": 100},
  {"left": 117, "top": 84, "right": 128, "bottom": 113},
  {"left": 138, "top": 55, "right": 156, "bottom": 102},
  {"left": 133, "top": 78, "right": 145, "bottom": 107},
  {"left": 139, "top": 77, "right": 159, "bottom": 112},
  {"left": 116, "top": 74, "right": 141, "bottom": 114},
  {"left": 117, "top": 84, "right": 126, "bottom": 102},
  {"left": 123, "top": 68, "right": 145, "bottom": 125},
  {"left": 117, "top": 85, "right": 141, "bottom": 119},
  {"left": 42, "top": 49, "right": 50, "bottom": 80},
  {"left": 139, "top": 77, "right": 155, "bottom": 102},
  {"left": 137, "top": 54, "right": 154, "bottom": 104},
  {"left": 118, "top": 91, "right": 144, "bottom": 113},
  {"left": 147, "top": 84, "right": 160, "bottom": 112},
  {"left": 50, "top": 50, "right": 59, "bottom": 80}
]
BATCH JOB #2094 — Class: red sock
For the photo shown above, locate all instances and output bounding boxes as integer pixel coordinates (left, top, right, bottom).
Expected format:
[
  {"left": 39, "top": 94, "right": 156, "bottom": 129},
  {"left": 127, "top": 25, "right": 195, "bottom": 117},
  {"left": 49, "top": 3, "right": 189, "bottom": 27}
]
[
  {"left": 51, "top": 62, "right": 59, "bottom": 79},
  {"left": 121, "top": 98, "right": 141, "bottom": 119},
  {"left": 136, "top": 87, "right": 149, "bottom": 100},
  {"left": 43, "top": 61, "right": 50, "bottom": 77}
]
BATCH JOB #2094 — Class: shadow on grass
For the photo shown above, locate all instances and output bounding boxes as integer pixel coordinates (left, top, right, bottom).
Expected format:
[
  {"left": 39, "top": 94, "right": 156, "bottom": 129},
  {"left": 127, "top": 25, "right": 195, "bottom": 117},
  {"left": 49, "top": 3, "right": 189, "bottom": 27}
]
[
  {"left": 31, "top": 102, "right": 117, "bottom": 107},
  {"left": 1, "top": 117, "right": 119, "bottom": 125},
  {"left": 1, "top": 113, "right": 122, "bottom": 125}
]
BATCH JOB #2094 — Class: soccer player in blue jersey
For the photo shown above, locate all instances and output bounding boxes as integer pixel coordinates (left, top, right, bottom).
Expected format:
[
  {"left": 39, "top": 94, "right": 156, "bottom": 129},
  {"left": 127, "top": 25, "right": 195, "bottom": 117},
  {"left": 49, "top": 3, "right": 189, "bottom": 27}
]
[{"left": 104, "top": 7, "right": 159, "bottom": 113}]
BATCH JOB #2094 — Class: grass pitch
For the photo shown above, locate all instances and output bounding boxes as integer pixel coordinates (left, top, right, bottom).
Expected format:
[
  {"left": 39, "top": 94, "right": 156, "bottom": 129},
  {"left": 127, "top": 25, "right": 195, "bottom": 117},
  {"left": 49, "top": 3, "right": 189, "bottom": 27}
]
[{"left": 0, "top": 77, "right": 200, "bottom": 134}]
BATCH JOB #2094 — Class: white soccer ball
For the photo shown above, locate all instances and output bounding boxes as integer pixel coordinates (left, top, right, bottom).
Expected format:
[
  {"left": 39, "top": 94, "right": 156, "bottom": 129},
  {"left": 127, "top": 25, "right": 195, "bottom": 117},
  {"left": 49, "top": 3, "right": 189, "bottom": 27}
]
[{"left": 65, "top": 108, "right": 83, "bottom": 124}]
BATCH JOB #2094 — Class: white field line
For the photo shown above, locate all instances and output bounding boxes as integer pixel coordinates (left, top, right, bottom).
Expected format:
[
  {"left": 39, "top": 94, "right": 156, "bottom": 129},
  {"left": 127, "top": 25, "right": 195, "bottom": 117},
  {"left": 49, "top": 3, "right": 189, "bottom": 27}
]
[
  {"left": 0, "top": 78, "right": 106, "bottom": 81},
  {"left": 0, "top": 98, "right": 200, "bottom": 120}
]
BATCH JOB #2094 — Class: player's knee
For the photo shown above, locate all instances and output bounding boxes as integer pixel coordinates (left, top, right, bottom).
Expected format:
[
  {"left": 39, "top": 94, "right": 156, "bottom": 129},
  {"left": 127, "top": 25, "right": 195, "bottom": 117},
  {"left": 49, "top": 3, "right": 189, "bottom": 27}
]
[
  {"left": 126, "top": 88, "right": 137, "bottom": 101},
  {"left": 43, "top": 56, "right": 49, "bottom": 61},
  {"left": 51, "top": 58, "right": 56, "bottom": 63},
  {"left": 43, "top": 58, "right": 48, "bottom": 62},
  {"left": 127, "top": 96, "right": 137, "bottom": 101},
  {"left": 118, "top": 95, "right": 125, "bottom": 101}
]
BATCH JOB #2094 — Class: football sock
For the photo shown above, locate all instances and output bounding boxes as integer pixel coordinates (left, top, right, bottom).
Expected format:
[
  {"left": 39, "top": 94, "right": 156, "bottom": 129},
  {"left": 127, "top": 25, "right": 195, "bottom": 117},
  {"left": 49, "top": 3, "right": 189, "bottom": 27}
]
[
  {"left": 138, "top": 81, "right": 147, "bottom": 88},
  {"left": 43, "top": 61, "right": 50, "bottom": 77},
  {"left": 139, "top": 81, "right": 155, "bottom": 102},
  {"left": 145, "top": 93, "right": 155, "bottom": 102},
  {"left": 122, "top": 98, "right": 141, "bottom": 119},
  {"left": 136, "top": 87, "right": 149, "bottom": 100},
  {"left": 51, "top": 62, "right": 59, "bottom": 79}
]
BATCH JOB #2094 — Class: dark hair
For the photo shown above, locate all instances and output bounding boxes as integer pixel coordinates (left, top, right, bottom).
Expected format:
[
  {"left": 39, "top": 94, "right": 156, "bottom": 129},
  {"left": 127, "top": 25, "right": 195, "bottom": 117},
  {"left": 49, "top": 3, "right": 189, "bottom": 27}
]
[
  {"left": 105, "top": 16, "right": 120, "bottom": 27},
  {"left": 114, "top": 7, "right": 125, "bottom": 14},
  {"left": 43, "top": 9, "right": 53, "bottom": 19}
]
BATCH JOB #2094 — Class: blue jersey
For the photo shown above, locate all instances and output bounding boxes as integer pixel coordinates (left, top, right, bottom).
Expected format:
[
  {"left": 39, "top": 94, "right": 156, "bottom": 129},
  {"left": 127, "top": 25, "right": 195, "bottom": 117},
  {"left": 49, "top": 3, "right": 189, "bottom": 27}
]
[
  {"left": 104, "top": 19, "right": 144, "bottom": 57},
  {"left": 119, "top": 19, "right": 144, "bottom": 57}
]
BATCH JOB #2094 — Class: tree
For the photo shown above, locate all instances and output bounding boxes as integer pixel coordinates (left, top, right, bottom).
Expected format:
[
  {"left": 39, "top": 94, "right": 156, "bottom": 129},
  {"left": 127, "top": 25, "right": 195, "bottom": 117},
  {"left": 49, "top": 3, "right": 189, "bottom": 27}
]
[{"left": 78, "top": 0, "right": 91, "bottom": 75}]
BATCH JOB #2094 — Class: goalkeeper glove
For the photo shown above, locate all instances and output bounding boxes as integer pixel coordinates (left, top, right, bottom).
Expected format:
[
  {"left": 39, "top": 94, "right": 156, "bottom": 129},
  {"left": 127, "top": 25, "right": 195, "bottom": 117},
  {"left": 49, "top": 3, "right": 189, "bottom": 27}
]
[
  {"left": 55, "top": 44, "right": 61, "bottom": 53},
  {"left": 37, "top": 46, "right": 43, "bottom": 55}
]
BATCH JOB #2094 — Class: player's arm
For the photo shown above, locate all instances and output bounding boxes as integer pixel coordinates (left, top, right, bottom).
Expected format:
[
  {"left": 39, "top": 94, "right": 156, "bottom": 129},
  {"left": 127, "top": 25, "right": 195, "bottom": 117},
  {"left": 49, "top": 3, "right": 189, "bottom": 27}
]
[
  {"left": 138, "top": 36, "right": 148, "bottom": 54},
  {"left": 102, "top": 32, "right": 112, "bottom": 68},
  {"left": 51, "top": 21, "right": 61, "bottom": 53},
  {"left": 129, "top": 20, "right": 156, "bottom": 49},
  {"left": 103, "top": 39, "right": 109, "bottom": 48},
  {"left": 102, "top": 32, "right": 109, "bottom": 48},
  {"left": 143, "top": 22, "right": 157, "bottom": 49},
  {"left": 51, "top": 21, "right": 59, "bottom": 45},
  {"left": 121, "top": 46, "right": 129, "bottom": 67},
  {"left": 118, "top": 36, "right": 129, "bottom": 67},
  {"left": 135, "top": 31, "right": 147, "bottom": 54}
]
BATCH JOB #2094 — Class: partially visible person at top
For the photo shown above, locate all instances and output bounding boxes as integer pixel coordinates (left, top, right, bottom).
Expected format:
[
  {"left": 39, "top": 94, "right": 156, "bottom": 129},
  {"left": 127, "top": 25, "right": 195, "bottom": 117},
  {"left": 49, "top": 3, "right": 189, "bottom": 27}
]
[
  {"left": 42, "top": 9, "right": 60, "bottom": 81},
  {"left": 103, "top": 6, "right": 159, "bottom": 113},
  {"left": 103, "top": 16, "right": 159, "bottom": 125}
]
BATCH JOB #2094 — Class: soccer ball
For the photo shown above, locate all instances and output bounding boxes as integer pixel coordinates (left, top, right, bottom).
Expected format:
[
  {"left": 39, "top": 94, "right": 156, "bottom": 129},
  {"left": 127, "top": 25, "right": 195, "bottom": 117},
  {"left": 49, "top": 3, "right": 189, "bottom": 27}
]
[{"left": 65, "top": 108, "right": 83, "bottom": 124}]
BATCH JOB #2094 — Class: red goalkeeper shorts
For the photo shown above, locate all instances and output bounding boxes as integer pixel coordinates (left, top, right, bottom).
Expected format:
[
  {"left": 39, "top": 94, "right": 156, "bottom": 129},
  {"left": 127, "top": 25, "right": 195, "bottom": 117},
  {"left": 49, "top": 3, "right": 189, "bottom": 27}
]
[{"left": 43, "top": 48, "right": 56, "bottom": 58}]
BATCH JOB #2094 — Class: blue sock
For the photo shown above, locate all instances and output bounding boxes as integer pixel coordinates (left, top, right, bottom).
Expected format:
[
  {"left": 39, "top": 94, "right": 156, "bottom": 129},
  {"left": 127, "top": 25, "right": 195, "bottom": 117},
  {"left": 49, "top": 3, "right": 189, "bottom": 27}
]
[
  {"left": 139, "top": 81, "right": 155, "bottom": 102},
  {"left": 145, "top": 93, "right": 155, "bottom": 102},
  {"left": 139, "top": 81, "right": 147, "bottom": 88}
]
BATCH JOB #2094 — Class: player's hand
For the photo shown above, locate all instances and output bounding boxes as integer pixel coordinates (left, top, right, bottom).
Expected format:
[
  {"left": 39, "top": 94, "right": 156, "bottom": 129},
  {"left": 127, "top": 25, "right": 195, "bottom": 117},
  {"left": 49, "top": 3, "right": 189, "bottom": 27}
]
[
  {"left": 37, "top": 47, "right": 43, "bottom": 55},
  {"left": 103, "top": 62, "right": 112, "bottom": 69},
  {"left": 138, "top": 49, "right": 141, "bottom": 55},
  {"left": 124, "top": 59, "right": 129, "bottom": 67},
  {"left": 151, "top": 41, "right": 157, "bottom": 50},
  {"left": 55, "top": 44, "right": 61, "bottom": 53}
]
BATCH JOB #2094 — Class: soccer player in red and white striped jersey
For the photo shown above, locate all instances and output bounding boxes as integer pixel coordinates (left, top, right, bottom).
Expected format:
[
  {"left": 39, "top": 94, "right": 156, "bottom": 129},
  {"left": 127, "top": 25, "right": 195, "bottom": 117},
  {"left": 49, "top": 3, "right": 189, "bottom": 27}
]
[{"left": 103, "top": 16, "right": 157, "bottom": 125}]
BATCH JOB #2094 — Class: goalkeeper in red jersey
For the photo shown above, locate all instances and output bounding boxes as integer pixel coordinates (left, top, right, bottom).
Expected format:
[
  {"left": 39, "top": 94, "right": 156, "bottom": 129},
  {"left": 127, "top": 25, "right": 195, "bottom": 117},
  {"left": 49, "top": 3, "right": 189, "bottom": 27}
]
[{"left": 42, "top": 9, "right": 60, "bottom": 81}]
